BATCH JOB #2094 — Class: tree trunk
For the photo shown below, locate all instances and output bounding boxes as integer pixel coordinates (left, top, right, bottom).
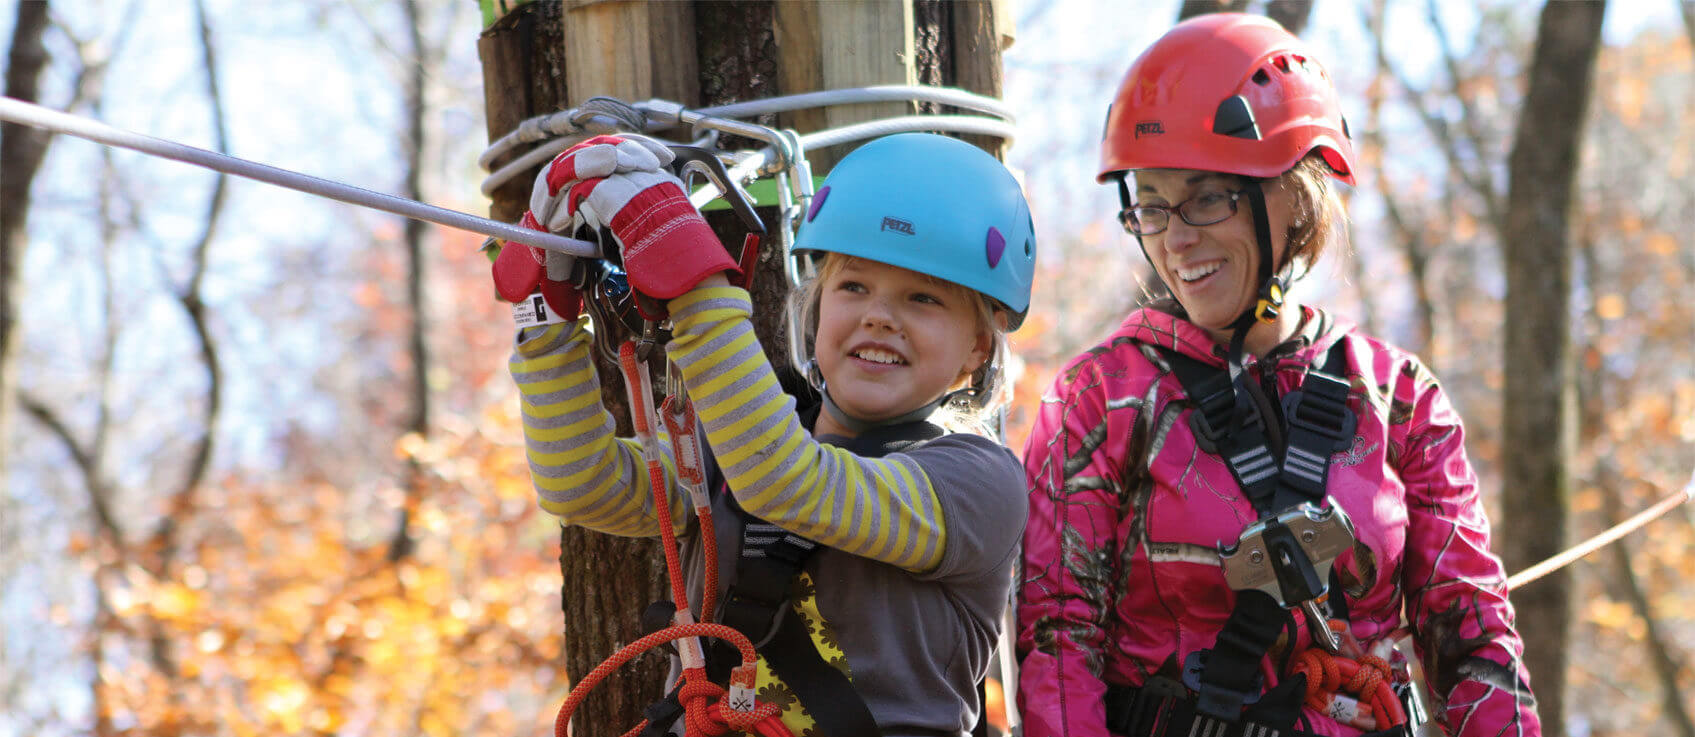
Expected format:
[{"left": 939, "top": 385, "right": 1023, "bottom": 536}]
[
  {"left": 479, "top": 2, "right": 1005, "bottom": 732},
  {"left": 389, "top": 0, "right": 431, "bottom": 564},
  {"left": 479, "top": 7, "right": 670, "bottom": 733},
  {"left": 1499, "top": 3, "right": 1607, "bottom": 736},
  {"left": 1, "top": 0, "right": 53, "bottom": 475}
]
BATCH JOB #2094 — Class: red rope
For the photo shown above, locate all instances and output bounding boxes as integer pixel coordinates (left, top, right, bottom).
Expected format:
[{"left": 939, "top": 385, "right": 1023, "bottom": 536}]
[
  {"left": 553, "top": 344, "right": 776, "bottom": 737},
  {"left": 554, "top": 624, "right": 790, "bottom": 737},
  {"left": 621, "top": 341, "right": 694, "bottom": 614},
  {"left": 698, "top": 507, "right": 719, "bottom": 622},
  {"left": 1291, "top": 648, "right": 1408, "bottom": 731}
]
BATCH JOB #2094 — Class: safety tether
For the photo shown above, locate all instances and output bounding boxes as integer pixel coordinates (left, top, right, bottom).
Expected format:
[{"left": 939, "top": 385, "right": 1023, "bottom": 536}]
[{"left": 550, "top": 340, "right": 795, "bottom": 737}]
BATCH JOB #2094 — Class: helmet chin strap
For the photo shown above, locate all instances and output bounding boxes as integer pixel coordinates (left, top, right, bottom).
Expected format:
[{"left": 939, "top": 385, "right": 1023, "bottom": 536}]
[
  {"left": 1224, "top": 181, "right": 1285, "bottom": 382},
  {"left": 820, "top": 385, "right": 967, "bottom": 435}
]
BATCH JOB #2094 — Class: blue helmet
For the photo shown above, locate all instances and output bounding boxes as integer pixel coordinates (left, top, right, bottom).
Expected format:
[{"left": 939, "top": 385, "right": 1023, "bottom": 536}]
[{"left": 793, "top": 133, "right": 1037, "bottom": 329}]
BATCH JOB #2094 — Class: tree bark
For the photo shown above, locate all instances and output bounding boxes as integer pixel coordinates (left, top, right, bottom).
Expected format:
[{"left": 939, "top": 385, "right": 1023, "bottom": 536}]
[
  {"left": 1499, "top": 3, "right": 1606, "bottom": 736},
  {"left": 1, "top": 0, "right": 53, "bottom": 475}
]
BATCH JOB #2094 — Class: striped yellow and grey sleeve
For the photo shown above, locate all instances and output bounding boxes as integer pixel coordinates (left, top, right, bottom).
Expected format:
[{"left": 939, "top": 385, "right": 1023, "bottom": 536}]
[
  {"left": 665, "top": 286, "right": 947, "bottom": 573},
  {"left": 509, "top": 320, "right": 688, "bottom": 537}
]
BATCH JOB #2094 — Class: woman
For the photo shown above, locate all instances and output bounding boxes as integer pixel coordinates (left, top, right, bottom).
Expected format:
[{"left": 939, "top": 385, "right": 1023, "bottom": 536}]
[{"left": 1016, "top": 14, "right": 1539, "bottom": 737}]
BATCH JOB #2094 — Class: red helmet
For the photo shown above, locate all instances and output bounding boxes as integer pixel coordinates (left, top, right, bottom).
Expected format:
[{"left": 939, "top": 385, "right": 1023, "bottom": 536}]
[{"left": 1098, "top": 13, "right": 1356, "bottom": 185}]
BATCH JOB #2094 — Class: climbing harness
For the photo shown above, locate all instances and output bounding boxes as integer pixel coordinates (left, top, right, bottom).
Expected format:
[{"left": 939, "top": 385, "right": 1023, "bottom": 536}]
[
  {"left": 705, "top": 416, "right": 946, "bottom": 737},
  {"left": 530, "top": 96, "right": 1017, "bottom": 737},
  {"left": 1090, "top": 15, "right": 1417, "bottom": 733},
  {"left": 1107, "top": 338, "right": 1423, "bottom": 737}
]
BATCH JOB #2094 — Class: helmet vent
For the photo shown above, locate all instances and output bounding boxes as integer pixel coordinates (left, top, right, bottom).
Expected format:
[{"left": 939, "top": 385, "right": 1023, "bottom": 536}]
[
  {"left": 807, "top": 186, "right": 831, "bottom": 222},
  {"left": 1213, "top": 95, "right": 1261, "bottom": 140},
  {"left": 1252, "top": 69, "right": 1271, "bottom": 86},
  {"left": 985, "top": 227, "right": 1006, "bottom": 268}
]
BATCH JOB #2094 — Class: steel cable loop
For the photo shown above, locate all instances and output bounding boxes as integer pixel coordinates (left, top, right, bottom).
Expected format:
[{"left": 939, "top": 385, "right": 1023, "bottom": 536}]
[
  {"left": 577, "top": 96, "right": 650, "bottom": 133},
  {"left": 478, "top": 85, "right": 1013, "bottom": 171},
  {"left": 480, "top": 110, "right": 1016, "bottom": 195}
]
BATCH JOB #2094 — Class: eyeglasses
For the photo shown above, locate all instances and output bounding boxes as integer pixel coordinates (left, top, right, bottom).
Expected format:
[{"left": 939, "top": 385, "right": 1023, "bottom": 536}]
[{"left": 1118, "top": 189, "right": 1246, "bottom": 236}]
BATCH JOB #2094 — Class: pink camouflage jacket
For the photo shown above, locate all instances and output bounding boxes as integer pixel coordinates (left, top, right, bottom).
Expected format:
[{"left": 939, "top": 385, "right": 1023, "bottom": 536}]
[{"left": 1016, "top": 304, "right": 1540, "bottom": 737}]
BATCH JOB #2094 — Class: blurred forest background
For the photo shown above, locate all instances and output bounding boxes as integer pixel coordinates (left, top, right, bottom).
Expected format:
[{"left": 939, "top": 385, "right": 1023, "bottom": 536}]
[{"left": 2, "top": 0, "right": 1692, "bottom": 736}]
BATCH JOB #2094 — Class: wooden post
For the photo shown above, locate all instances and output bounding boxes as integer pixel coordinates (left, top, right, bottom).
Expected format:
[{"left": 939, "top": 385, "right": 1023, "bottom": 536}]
[
  {"left": 477, "top": 3, "right": 1012, "bottom": 733},
  {"left": 478, "top": 5, "right": 673, "bottom": 733},
  {"left": 775, "top": 0, "right": 915, "bottom": 171}
]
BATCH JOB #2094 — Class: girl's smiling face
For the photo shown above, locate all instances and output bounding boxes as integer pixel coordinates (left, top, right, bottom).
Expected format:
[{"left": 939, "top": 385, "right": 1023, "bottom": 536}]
[{"left": 812, "top": 256, "right": 991, "bottom": 431}]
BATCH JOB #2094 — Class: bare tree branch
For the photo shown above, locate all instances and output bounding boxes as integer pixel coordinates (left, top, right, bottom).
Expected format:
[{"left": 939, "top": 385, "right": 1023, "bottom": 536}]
[
  {"left": 1264, "top": 0, "right": 1314, "bottom": 35},
  {"left": 1425, "top": 0, "right": 1504, "bottom": 226},
  {"left": 1177, "top": 0, "right": 1251, "bottom": 23},
  {"left": 149, "top": 0, "right": 228, "bottom": 574},
  {"left": 20, "top": 394, "right": 123, "bottom": 546},
  {"left": 1682, "top": 0, "right": 1695, "bottom": 51},
  {"left": 1, "top": 0, "right": 54, "bottom": 474},
  {"left": 1359, "top": 0, "right": 1434, "bottom": 354},
  {"left": 1363, "top": 4, "right": 1505, "bottom": 240}
]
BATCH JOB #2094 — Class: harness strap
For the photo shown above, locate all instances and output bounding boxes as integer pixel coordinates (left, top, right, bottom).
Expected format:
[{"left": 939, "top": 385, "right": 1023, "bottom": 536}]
[
  {"left": 1152, "top": 340, "right": 1356, "bottom": 722},
  {"left": 1162, "top": 342, "right": 1352, "bottom": 517},
  {"left": 1108, "top": 680, "right": 1315, "bottom": 737},
  {"left": 711, "top": 418, "right": 945, "bottom": 737},
  {"left": 1105, "top": 680, "right": 1415, "bottom": 737}
]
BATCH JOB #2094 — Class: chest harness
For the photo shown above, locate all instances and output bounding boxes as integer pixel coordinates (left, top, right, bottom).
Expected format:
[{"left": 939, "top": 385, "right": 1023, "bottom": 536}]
[
  {"left": 1104, "top": 337, "right": 1423, "bottom": 737},
  {"left": 675, "top": 413, "right": 946, "bottom": 737},
  {"left": 636, "top": 393, "right": 988, "bottom": 737}
]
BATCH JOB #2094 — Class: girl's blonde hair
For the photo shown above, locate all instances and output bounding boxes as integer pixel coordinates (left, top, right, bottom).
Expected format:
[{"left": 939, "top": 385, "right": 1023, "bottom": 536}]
[{"left": 789, "top": 253, "right": 1011, "bottom": 431}]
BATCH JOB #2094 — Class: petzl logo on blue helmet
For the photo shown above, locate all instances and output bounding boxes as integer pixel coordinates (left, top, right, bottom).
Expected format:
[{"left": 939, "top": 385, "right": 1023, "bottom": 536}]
[{"left": 880, "top": 216, "right": 915, "bottom": 235}]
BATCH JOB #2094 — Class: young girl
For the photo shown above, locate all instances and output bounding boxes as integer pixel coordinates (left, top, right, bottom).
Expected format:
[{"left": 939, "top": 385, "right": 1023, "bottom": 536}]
[{"left": 495, "top": 132, "right": 1037, "bottom": 737}]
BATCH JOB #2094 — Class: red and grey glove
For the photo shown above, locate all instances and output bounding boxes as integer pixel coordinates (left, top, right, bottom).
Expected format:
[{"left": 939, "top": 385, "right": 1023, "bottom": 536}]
[
  {"left": 537, "top": 134, "right": 737, "bottom": 305},
  {"left": 491, "top": 209, "right": 583, "bottom": 328}
]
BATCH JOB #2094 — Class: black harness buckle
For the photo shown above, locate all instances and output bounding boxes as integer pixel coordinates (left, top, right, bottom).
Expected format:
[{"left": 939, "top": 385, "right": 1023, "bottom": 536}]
[
  {"left": 1282, "top": 371, "right": 1355, "bottom": 447},
  {"left": 1184, "top": 649, "right": 1262, "bottom": 717}
]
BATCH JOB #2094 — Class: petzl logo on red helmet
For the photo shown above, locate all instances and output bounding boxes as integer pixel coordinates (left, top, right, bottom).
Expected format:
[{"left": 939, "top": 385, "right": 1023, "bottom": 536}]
[{"left": 1135, "top": 120, "right": 1165, "bottom": 138}]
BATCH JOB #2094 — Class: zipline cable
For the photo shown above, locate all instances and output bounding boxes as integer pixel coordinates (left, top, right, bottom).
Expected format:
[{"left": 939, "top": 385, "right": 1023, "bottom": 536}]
[
  {"left": 0, "top": 96, "right": 601, "bottom": 257},
  {"left": 1507, "top": 468, "right": 1695, "bottom": 589}
]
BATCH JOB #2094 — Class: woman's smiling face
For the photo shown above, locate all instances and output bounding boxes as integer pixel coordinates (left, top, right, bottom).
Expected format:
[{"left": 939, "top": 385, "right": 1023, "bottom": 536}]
[
  {"left": 1130, "top": 169, "right": 1294, "bottom": 333},
  {"left": 812, "top": 256, "right": 991, "bottom": 426}
]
